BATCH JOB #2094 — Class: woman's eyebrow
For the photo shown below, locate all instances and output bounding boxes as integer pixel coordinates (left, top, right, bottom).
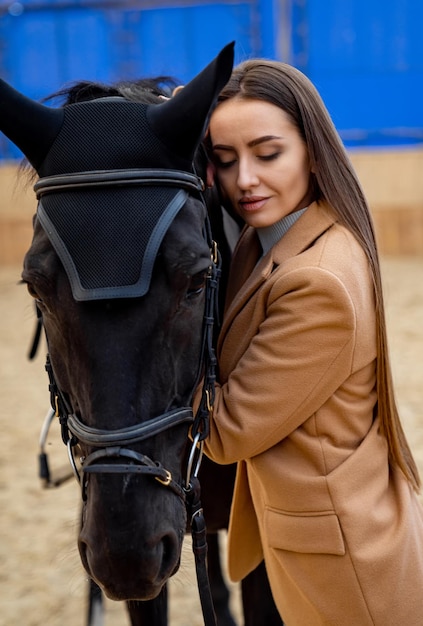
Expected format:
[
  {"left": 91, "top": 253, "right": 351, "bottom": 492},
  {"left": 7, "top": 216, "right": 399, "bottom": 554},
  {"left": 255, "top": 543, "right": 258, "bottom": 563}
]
[
  {"left": 212, "top": 144, "right": 234, "bottom": 152},
  {"left": 212, "top": 135, "right": 283, "bottom": 151},
  {"left": 248, "top": 135, "right": 283, "bottom": 147}
]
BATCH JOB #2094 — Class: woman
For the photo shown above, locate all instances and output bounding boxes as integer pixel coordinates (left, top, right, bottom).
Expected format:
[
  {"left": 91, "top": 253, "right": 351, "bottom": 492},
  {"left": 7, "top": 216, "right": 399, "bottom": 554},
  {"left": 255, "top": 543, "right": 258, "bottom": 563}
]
[{"left": 200, "top": 59, "right": 423, "bottom": 624}]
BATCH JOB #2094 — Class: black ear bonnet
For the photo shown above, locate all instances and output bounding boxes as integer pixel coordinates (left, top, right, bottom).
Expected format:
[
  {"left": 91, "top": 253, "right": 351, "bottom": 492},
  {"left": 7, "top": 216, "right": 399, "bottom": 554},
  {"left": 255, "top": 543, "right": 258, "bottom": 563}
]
[{"left": 0, "top": 43, "right": 234, "bottom": 300}]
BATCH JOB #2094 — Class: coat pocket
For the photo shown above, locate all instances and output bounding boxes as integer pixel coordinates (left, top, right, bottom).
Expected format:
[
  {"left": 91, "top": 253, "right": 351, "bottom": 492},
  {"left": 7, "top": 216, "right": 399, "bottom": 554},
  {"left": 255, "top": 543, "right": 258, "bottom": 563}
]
[{"left": 264, "top": 507, "right": 345, "bottom": 555}]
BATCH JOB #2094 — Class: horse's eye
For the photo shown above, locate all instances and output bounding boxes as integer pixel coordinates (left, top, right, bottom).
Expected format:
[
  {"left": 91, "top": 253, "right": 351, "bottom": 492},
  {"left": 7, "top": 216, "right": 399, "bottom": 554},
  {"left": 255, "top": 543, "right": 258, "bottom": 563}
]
[
  {"left": 25, "top": 282, "right": 43, "bottom": 304},
  {"left": 186, "top": 271, "right": 207, "bottom": 299}
]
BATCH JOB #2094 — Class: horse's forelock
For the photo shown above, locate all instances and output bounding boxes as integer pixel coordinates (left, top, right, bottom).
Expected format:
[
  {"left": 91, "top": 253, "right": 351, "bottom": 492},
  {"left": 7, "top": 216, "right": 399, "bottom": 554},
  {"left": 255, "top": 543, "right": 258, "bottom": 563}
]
[{"left": 45, "top": 76, "right": 180, "bottom": 107}]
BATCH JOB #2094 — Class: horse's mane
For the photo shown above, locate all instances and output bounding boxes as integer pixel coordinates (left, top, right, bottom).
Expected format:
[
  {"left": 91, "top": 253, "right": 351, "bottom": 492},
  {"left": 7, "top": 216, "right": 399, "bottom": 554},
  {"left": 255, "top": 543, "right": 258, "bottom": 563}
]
[{"left": 45, "top": 75, "right": 180, "bottom": 106}]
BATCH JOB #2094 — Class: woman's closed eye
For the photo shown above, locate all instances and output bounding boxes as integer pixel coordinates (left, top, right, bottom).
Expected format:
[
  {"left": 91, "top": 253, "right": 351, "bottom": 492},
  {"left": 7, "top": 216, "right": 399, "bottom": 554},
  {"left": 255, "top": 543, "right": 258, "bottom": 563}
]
[
  {"left": 258, "top": 151, "right": 281, "bottom": 161},
  {"left": 213, "top": 151, "right": 281, "bottom": 169},
  {"left": 213, "top": 155, "right": 236, "bottom": 169}
]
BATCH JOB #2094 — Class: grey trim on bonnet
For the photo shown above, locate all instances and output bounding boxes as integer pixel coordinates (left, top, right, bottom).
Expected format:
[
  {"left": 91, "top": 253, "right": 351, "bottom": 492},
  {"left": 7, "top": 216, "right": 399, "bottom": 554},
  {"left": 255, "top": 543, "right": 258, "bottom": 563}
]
[{"left": 37, "top": 188, "right": 189, "bottom": 301}]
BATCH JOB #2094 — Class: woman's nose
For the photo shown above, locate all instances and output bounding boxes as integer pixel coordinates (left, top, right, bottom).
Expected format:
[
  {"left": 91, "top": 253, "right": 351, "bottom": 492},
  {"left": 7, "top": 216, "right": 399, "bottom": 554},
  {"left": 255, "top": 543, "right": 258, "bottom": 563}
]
[{"left": 237, "top": 159, "right": 259, "bottom": 190}]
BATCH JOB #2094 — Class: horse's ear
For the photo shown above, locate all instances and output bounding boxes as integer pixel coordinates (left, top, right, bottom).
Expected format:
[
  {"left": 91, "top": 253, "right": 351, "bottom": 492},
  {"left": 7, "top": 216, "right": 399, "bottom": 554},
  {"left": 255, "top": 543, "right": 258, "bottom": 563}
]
[
  {"left": 0, "top": 79, "right": 64, "bottom": 170},
  {"left": 147, "top": 41, "right": 234, "bottom": 164}
]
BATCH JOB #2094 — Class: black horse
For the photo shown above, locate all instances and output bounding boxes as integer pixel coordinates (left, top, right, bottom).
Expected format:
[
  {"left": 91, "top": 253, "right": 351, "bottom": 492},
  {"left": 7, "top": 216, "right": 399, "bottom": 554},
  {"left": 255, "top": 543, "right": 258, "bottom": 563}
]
[{"left": 1, "top": 44, "right": 282, "bottom": 626}]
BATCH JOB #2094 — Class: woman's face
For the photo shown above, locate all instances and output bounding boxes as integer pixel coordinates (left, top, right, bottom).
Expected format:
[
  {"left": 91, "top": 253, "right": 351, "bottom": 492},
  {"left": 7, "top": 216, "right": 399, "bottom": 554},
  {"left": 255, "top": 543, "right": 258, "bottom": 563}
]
[{"left": 209, "top": 98, "right": 313, "bottom": 228}]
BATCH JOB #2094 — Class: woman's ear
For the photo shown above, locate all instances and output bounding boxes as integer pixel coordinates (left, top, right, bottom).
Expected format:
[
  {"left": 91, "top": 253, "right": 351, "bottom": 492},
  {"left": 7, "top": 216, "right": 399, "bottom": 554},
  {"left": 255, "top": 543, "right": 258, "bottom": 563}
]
[{"left": 206, "top": 161, "right": 216, "bottom": 188}]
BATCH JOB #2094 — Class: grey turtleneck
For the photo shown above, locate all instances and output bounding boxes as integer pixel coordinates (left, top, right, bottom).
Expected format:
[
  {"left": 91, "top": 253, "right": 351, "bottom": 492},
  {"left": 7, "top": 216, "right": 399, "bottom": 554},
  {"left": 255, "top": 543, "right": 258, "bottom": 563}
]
[{"left": 256, "top": 206, "right": 308, "bottom": 257}]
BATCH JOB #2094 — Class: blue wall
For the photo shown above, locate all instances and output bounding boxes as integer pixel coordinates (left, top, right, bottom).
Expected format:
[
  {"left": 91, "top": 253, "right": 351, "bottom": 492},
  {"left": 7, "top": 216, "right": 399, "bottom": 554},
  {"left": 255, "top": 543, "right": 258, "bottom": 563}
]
[
  {"left": 296, "top": 0, "right": 423, "bottom": 147},
  {"left": 0, "top": 0, "right": 422, "bottom": 158},
  {"left": 0, "top": 0, "right": 277, "bottom": 93}
]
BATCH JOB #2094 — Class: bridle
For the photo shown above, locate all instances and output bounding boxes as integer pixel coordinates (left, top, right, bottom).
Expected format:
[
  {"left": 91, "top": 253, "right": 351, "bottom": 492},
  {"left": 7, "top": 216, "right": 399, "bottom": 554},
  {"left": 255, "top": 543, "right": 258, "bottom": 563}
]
[{"left": 32, "top": 168, "right": 220, "bottom": 626}]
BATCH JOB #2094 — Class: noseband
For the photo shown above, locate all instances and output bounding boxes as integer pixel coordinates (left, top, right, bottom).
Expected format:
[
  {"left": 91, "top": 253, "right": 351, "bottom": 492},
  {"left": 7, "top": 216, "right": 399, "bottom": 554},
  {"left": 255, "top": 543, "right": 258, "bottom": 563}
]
[{"left": 36, "top": 167, "right": 219, "bottom": 503}]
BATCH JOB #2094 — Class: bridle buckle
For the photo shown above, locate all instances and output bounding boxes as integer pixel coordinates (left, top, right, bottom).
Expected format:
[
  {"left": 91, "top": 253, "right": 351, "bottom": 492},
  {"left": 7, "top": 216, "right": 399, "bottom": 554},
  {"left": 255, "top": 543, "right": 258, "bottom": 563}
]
[{"left": 155, "top": 470, "right": 172, "bottom": 487}]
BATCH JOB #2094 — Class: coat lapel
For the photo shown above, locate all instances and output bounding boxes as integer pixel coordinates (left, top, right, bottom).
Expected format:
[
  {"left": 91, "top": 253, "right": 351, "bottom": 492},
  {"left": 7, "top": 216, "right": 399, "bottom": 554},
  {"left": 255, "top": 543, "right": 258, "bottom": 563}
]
[
  {"left": 219, "top": 201, "right": 336, "bottom": 347},
  {"left": 271, "top": 201, "right": 335, "bottom": 266}
]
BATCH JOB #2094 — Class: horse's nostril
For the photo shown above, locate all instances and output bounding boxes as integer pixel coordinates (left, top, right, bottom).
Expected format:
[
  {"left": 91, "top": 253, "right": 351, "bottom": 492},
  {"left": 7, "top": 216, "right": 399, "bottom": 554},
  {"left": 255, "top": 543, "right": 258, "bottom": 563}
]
[
  {"left": 78, "top": 537, "right": 91, "bottom": 573},
  {"left": 160, "top": 531, "right": 181, "bottom": 578}
]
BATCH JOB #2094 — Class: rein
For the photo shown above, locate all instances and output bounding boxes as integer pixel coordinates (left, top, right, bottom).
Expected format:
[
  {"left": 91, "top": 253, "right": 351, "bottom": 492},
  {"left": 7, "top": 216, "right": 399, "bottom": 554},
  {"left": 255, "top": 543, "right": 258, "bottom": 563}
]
[{"left": 31, "top": 167, "right": 220, "bottom": 626}]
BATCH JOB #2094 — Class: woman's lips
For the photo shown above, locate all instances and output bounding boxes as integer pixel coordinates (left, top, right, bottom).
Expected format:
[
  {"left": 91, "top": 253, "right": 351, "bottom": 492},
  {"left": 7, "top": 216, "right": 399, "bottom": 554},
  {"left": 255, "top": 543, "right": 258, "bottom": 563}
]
[{"left": 238, "top": 197, "right": 268, "bottom": 212}]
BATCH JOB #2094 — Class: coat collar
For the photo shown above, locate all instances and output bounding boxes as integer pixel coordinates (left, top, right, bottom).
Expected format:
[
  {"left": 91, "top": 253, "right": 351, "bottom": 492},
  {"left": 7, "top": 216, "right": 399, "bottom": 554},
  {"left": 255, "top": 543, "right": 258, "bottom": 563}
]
[{"left": 219, "top": 201, "right": 337, "bottom": 344}]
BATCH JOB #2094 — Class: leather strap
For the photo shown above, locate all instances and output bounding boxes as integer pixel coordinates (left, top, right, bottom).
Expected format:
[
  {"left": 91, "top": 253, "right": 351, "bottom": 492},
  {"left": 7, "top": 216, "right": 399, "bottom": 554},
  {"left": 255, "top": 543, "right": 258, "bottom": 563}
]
[
  {"left": 34, "top": 168, "right": 205, "bottom": 197},
  {"left": 67, "top": 408, "right": 193, "bottom": 447}
]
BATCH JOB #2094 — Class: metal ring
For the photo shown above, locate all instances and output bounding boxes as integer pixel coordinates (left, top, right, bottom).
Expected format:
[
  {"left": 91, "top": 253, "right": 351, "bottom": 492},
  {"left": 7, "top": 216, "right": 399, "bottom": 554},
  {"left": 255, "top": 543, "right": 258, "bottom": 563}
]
[
  {"left": 39, "top": 408, "right": 55, "bottom": 451},
  {"left": 185, "top": 433, "right": 204, "bottom": 489}
]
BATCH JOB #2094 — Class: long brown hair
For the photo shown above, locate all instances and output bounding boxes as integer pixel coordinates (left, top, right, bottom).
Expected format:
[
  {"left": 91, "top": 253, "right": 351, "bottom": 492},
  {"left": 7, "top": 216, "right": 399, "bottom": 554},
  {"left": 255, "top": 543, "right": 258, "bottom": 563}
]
[{"left": 215, "top": 59, "right": 420, "bottom": 491}]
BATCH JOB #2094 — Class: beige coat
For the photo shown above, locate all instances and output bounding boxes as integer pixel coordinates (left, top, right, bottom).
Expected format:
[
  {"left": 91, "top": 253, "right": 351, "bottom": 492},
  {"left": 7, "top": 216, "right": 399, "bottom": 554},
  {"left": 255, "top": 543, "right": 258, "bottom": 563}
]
[{"left": 203, "top": 201, "right": 423, "bottom": 625}]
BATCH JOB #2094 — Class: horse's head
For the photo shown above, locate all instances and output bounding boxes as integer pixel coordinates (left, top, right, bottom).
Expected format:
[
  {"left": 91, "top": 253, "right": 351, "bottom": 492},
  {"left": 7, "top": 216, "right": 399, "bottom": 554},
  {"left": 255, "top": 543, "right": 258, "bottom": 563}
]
[{"left": 1, "top": 43, "right": 234, "bottom": 601}]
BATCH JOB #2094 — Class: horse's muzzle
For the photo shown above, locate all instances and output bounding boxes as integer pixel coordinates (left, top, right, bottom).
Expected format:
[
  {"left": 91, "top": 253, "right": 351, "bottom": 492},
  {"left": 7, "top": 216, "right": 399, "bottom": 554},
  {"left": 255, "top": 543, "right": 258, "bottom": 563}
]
[{"left": 78, "top": 518, "right": 183, "bottom": 601}]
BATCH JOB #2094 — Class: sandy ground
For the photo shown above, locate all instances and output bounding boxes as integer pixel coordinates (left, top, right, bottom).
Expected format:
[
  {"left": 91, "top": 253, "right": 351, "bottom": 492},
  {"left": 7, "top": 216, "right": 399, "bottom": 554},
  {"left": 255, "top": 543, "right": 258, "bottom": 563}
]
[{"left": 1, "top": 257, "right": 423, "bottom": 625}]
